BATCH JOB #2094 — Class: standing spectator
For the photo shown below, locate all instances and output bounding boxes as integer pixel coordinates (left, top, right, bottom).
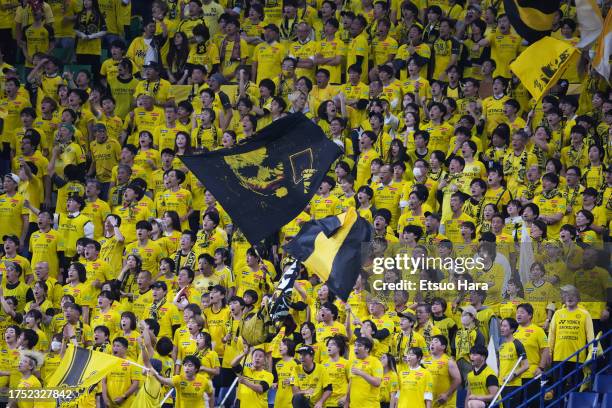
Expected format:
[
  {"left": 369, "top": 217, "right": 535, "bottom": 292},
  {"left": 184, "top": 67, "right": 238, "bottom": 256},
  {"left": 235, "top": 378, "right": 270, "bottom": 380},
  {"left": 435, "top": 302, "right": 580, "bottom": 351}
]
[
  {"left": 465, "top": 345, "right": 499, "bottom": 408},
  {"left": 548, "top": 285, "right": 594, "bottom": 395},
  {"left": 74, "top": 0, "right": 107, "bottom": 84},
  {"left": 21, "top": 7, "right": 54, "bottom": 70},
  {"left": 395, "top": 347, "right": 434, "bottom": 408},
  {"left": 291, "top": 345, "right": 332, "bottom": 408},
  {"left": 346, "top": 336, "right": 383, "bottom": 408},
  {"left": 0, "top": 173, "right": 28, "bottom": 250}
]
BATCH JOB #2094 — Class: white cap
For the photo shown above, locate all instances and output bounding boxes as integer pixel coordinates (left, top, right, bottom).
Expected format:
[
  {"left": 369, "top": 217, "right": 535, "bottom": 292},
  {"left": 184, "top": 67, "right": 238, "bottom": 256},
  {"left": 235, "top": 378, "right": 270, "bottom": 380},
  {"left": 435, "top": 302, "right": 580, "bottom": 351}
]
[{"left": 4, "top": 173, "right": 19, "bottom": 184}]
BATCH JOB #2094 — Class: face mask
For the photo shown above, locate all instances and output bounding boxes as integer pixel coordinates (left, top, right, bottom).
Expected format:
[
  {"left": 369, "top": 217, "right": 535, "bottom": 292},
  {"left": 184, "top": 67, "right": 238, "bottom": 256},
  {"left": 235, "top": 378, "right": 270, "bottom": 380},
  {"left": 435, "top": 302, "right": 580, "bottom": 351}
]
[
  {"left": 51, "top": 341, "right": 62, "bottom": 352},
  {"left": 412, "top": 167, "right": 423, "bottom": 178},
  {"left": 282, "top": 69, "right": 292, "bottom": 77},
  {"left": 195, "top": 36, "right": 204, "bottom": 43}
]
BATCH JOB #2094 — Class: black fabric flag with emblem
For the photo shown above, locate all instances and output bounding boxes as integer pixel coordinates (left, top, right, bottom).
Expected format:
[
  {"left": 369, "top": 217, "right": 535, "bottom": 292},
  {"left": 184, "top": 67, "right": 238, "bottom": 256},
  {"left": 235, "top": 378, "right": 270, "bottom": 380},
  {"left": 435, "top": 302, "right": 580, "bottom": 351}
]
[
  {"left": 503, "top": 0, "right": 561, "bottom": 42},
  {"left": 283, "top": 208, "right": 372, "bottom": 301},
  {"left": 180, "top": 112, "right": 342, "bottom": 244}
]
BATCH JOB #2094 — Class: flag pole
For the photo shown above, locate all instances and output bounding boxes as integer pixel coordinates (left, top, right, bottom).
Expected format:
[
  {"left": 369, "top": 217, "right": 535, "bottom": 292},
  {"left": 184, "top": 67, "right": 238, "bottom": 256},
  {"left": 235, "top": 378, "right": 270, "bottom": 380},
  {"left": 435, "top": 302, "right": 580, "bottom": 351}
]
[
  {"left": 125, "top": 360, "right": 148, "bottom": 371},
  {"left": 217, "top": 347, "right": 251, "bottom": 408},
  {"left": 160, "top": 388, "right": 174, "bottom": 406},
  {"left": 487, "top": 355, "right": 524, "bottom": 408},
  {"left": 217, "top": 376, "right": 239, "bottom": 408}
]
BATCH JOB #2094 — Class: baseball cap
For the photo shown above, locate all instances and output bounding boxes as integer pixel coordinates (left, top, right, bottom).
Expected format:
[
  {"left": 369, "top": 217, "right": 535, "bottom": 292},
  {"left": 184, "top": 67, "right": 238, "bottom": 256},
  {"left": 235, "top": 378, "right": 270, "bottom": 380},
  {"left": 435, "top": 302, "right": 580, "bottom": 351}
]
[
  {"left": 4, "top": 173, "right": 19, "bottom": 184},
  {"left": 209, "top": 73, "right": 226, "bottom": 85},
  {"left": 143, "top": 61, "right": 161, "bottom": 70},
  {"left": 2, "top": 235, "right": 19, "bottom": 246},
  {"left": 67, "top": 194, "right": 86, "bottom": 209},
  {"left": 151, "top": 281, "right": 168, "bottom": 291},
  {"left": 297, "top": 346, "right": 315, "bottom": 355},
  {"left": 93, "top": 123, "right": 107, "bottom": 132},
  {"left": 59, "top": 123, "right": 75, "bottom": 134}
]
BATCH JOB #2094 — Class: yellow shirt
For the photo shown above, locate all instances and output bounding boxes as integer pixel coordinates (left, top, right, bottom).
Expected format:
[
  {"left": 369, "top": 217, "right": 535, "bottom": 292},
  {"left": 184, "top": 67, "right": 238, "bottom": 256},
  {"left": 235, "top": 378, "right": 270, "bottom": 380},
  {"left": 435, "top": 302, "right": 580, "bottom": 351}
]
[
  {"left": 23, "top": 23, "right": 51, "bottom": 68},
  {"left": 275, "top": 358, "right": 298, "bottom": 408},
  {"left": 316, "top": 36, "right": 345, "bottom": 84},
  {"left": 442, "top": 213, "right": 475, "bottom": 243},
  {"left": 321, "top": 357, "right": 350, "bottom": 406},
  {"left": 549, "top": 306, "right": 594, "bottom": 363},
  {"left": 523, "top": 281, "right": 559, "bottom": 328},
  {"left": 347, "top": 32, "right": 369, "bottom": 83},
  {"left": 292, "top": 361, "right": 331, "bottom": 403},
  {"left": 252, "top": 41, "right": 285, "bottom": 84},
  {"left": 0, "top": 94, "right": 31, "bottom": 142},
  {"left": 113, "top": 204, "right": 151, "bottom": 244},
  {"left": 62, "top": 282, "right": 95, "bottom": 308},
  {"left": 236, "top": 367, "right": 272, "bottom": 408},
  {"left": 356, "top": 148, "right": 379, "bottom": 189},
  {"left": 482, "top": 95, "right": 510, "bottom": 136},
  {"left": 203, "top": 306, "right": 231, "bottom": 357},
  {"left": 310, "top": 194, "right": 341, "bottom": 219},
  {"left": 349, "top": 355, "right": 383, "bottom": 408},
  {"left": 424, "top": 353, "right": 456, "bottom": 405},
  {"left": 466, "top": 364, "right": 498, "bottom": 398},
  {"left": 487, "top": 32, "right": 522, "bottom": 78},
  {"left": 0, "top": 192, "right": 28, "bottom": 241},
  {"left": 90, "top": 308, "right": 122, "bottom": 337},
  {"left": 371, "top": 35, "right": 398, "bottom": 66},
  {"left": 99, "top": 234, "right": 124, "bottom": 276},
  {"left": 134, "top": 79, "right": 172, "bottom": 105},
  {"left": 107, "top": 74, "right": 139, "bottom": 119},
  {"left": 82, "top": 198, "right": 112, "bottom": 240},
  {"left": 515, "top": 324, "right": 548, "bottom": 378},
  {"left": 287, "top": 39, "right": 317, "bottom": 82},
  {"left": 89, "top": 138, "right": 122, "bottom": 183},
  {"left": 154, "top": 188, "right": 193, "bottom": 230},
  {"left": 105, "top": 358, "right": 142, "bottom": 406},
  {"left": 499, "top": 339, "right": 526, "bottom": 386},
  {"left": 422, "top": 121, "right": 453, "bottom": 152},
  {"left": 397, "top": 365, "right": 434, "bottom": 408},
  {"left": 29, "top": 229, "right": 60, "bottom": 279}
]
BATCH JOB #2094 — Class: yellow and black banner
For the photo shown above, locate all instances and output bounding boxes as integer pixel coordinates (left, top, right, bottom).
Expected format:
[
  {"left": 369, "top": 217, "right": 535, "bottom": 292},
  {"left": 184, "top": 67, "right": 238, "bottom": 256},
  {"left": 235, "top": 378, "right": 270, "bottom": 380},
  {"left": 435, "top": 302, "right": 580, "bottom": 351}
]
[
  {"left": 47, "top": 344, "right": 124, "bottom": 389},
  {"left": 503, "top": 0, "right": 560, "bottom": 42},
  {"left": 284, "top": 208, "right": 372, "bottom": 301},
  {"left": 510, "top": 37, "right": 579, "bottom": 102},
  {"left": 180, "top": 113, "right": 342, "bottom": 244}
]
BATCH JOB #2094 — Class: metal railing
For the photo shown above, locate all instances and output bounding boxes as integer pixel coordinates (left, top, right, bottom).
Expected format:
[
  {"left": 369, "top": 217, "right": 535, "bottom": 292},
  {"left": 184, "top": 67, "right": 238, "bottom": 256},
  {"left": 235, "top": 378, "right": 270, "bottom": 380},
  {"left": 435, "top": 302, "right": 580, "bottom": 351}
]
[{"left": 490, "top": 329, "right": 611, "bottom": 408}]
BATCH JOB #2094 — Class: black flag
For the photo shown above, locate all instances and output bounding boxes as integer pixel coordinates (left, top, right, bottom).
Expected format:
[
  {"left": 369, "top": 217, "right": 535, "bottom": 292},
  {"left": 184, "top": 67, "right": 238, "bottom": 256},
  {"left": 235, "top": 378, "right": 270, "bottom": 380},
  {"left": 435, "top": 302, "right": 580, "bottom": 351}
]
[
  {"left": 503, "top": 0, "right": 560, "bottom": 42},
  {"left": 180, "top": 113, "right": 342, "bottom": 243}
]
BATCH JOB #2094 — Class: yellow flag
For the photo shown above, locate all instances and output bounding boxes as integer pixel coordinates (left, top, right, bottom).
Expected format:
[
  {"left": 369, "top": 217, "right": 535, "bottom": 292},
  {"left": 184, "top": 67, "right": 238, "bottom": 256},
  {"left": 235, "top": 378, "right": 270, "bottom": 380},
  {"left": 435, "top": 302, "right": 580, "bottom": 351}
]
[
  {"left": 510, "top": 37, "right": 579, "bottom": 103},
  {"left": 168, "top": 85, "right": 194, "bottom": 104},
  {"left": 47, "top": 344, "right": 125, "bottom": 389}
]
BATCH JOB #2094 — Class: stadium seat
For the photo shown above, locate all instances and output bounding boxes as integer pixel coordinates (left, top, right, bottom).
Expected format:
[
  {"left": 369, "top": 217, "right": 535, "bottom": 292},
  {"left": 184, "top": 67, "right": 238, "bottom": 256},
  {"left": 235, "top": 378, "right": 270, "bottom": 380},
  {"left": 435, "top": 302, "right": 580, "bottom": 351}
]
[
  {"left": 601, "top": 393, "right": 612, "bottom": 408},
  {"left": 594, "top": 374, "right": 612, "bottom": 394},
  {"left": 567, "top": 392, "right": 598, "bottom": 408},
  {"left": 127, "top": 16, "right": 143, "bottom": 42},
  {"left": 51, "top": 47, "right": 72, "bottom": 64}
]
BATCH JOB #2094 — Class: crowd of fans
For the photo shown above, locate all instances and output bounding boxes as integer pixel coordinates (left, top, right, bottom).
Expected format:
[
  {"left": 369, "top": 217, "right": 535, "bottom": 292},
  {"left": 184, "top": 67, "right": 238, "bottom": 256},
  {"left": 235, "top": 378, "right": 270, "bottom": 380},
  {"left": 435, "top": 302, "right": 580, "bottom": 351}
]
[{"left": 0, "top": 0, "right": 610, "bottom": 407}]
